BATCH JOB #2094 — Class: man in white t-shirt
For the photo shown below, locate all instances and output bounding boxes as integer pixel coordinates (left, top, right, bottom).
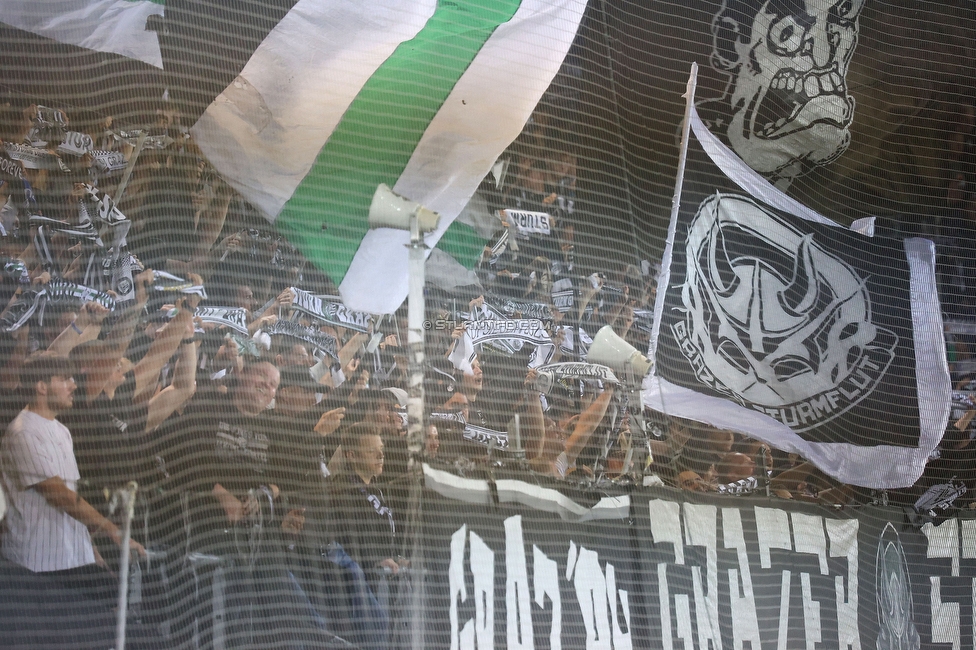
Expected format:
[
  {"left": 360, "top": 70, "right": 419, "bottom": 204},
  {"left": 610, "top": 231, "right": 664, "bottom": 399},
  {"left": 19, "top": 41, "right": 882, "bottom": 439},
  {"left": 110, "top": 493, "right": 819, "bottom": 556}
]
[{"left": 1, "top": 352, "right": 144, "bottom": 581}]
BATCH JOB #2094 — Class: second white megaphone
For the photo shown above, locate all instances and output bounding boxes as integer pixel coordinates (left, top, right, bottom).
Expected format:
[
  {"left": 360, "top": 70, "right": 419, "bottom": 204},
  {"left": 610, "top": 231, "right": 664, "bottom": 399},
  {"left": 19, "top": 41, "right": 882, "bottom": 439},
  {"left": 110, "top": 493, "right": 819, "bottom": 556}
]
[{"left": 587, "top": 325, "right": 652, "bottom": 379}]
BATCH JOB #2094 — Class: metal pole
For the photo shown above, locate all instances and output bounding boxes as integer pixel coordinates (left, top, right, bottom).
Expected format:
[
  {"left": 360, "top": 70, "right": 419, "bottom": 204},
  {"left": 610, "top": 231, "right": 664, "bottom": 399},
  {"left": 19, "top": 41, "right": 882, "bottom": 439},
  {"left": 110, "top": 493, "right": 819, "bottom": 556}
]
[
  {"left": 114, "top": 481, "right": 138, "bottom": 650},
  {"left": 406, "top": 212, "right": 426, "bottom": 461},
  {"left": 406, "top": 212, "right": 427, "bottom": 650},
  {"left": 649, "top": 63, "right": 698, "bottom": 362}
]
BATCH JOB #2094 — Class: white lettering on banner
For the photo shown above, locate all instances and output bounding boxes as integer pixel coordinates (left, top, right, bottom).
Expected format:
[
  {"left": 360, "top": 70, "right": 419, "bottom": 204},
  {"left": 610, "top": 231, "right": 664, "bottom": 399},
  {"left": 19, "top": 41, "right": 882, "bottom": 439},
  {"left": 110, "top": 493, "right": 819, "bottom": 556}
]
[
  {"left": 924, "top": 518, "right": 960, "bottom": 577},
  {"left": 449, "top": 516, "right": 632, "bottom": 649},
  {"left": 471, "top": 532, "right": 495, "bottom": 650},
  {"left": 605, "top": 564, "right": 632, "bottom": 650},
  {"left": 324, "top": 301, "right": 372, "bottom": 330},
  {"left": 657, "top": 564, "right": 672, "bottom": 650},
  {"left": 534, "top": 545, "right": 561, "bottom": 650},
  {"left": 505, "top": 210, "right": 552, "bottom": 236},
  {"left": 647, "top": 500, "right": 683, "bottom": 650},
  {"left": 57, "top": 131, "right": 94, "bottom": 156},
  {"left": 675, "top": 594, "right": 694, "bottom": 648},
  {"left": 826, "top": 519, "right": 860, "bottom": 650},
  {"left": 923, "top": 519, "right": 961, "bottom": 649},
  {"left": 755, "top": 506, "right": 792, "bottom": 569},
  {"left": 566, "top": 542, "right": 632, "bottom": 650},
  {"left": 450, "top": 525, "right": 472, "bottom": 650},
  {"left": 649, "top": 500, "right": 859, "bottom": 649},
  {"left": 552, "top": 278, "right": 575, "bottom": 313},
  {"left": 295, "top": 289, "right": 323, "bottom": 316},
  {"left": 567, "top": 541, "right": 611, "bottom": 649},
  {"left": 930, "top": 578, "right": 960, "bottom": 650},
  {"left": 962, "top": 518, "right": 976, "bottom": 561},
  {"left": 0, "top": 155, "right": 23, "bottom": 179},
  {"left": 722, "top": 508, "right": 761, "bottom": 650},
  {"left": 684, "top": 504, "right": 722, "bottom": 650},
  {"left": 792, "top": 513, "right": 828, "bottom": 650},
  {"left": 506, "top": 517, "right": 534, "bottom": 650},
  {"left": 285, "top": 289, "right": 373, "bottom": 331},
  {"left": 778, "top": 572, "right": 795, "bottom": 650}
]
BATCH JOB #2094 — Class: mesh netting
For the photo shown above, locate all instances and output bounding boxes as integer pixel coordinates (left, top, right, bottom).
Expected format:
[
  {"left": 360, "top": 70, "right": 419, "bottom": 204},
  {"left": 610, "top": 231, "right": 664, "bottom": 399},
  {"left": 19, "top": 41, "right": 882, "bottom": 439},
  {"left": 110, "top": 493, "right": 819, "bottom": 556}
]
[{"left": 0, "top": 1, "right": 974, "bottom": 648}]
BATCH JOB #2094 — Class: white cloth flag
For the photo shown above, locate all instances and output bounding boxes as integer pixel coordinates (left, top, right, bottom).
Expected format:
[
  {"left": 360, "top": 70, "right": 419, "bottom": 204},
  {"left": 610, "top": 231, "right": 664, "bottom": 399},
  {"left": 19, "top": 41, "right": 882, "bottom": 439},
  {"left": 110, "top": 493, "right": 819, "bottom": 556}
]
[
  {"left": 192, "top": 0, "right": 587, "bottom": 315},
  {"left": 1, "top": 0, "right": 164, "bottom": 67}
]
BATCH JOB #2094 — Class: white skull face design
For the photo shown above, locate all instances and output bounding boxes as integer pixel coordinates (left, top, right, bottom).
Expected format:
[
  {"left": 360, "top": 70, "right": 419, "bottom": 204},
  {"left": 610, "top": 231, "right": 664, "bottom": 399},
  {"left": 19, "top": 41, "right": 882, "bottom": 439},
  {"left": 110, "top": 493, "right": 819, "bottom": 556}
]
[
  {"left": 712, "top": 0, "right": 865, "bottom": 179},
  {"left": 678, "top": 194, "right": 894, "bottom": 420}
]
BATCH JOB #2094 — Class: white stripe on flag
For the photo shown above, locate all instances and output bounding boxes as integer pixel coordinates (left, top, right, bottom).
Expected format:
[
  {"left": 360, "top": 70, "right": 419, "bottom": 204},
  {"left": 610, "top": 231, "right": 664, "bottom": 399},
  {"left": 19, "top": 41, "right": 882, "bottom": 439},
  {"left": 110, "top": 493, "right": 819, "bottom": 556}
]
[
  {"left": 339, "top": 0, "right": 587, "bottom": 313},
  {"left": 1, "top": 0, "right": 164, "bottom": 67},
  {"left": 191, "top": 0, "right": 437, "bottom": 219}
]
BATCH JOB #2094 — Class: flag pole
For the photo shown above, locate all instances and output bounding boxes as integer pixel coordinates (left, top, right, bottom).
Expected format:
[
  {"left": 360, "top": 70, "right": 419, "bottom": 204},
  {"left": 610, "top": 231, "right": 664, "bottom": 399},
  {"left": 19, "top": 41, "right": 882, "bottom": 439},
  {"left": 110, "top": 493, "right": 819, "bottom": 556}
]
[
  {"left": 648, "top": 63, "right": 698, "bottom": 362},
  {"left": 112, "top": 482, "right": 138, "bottom": 650}
]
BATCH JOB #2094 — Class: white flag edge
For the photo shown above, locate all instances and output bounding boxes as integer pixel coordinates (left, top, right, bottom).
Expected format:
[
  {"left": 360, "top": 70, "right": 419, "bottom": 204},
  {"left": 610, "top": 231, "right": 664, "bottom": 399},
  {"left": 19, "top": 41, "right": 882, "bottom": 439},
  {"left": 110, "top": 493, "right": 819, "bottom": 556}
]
[
  {"left": 2, "top": 0, "right": 164, "bottom": 67},
  {"left": 339, "top": 0, "right": 588, "bottom": 314}
]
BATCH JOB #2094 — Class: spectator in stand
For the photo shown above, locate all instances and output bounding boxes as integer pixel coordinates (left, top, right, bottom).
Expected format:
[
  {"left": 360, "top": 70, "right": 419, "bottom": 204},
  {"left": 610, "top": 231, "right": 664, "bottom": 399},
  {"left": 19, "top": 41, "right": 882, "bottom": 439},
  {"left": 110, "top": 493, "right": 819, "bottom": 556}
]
[
  {"left": 676, "top": 470, "right": 712, "bottom": 493},
  {"left": 0, "top": 353, "right": 145, "bottom": 609},
  {"left": 508, "top": 162, "right": 552, "bottom": 214},
  {"left": 4, "top": 86, "right": 955, "bottom": 645},
  {"left": 272, "top": 338, "right": 314, "bottom": 368},
  {"left": 266, "top": 364, "right": 361, "bottom": 641},
  {"left": 328, "top": 423, "right": 403, "bottom": 581},
  {"left": 715, "top": 452, "right": 756, "bottom": 485},
  {"left": 270, "top": 363, "right": 341, "bottom": 550},
  {"left": 342, "top": 387, "right": 411, "bottom": 513},
  {"left": 547, "top": 150, "right": 576, "bottom": 217},
  {"left": 673, "top": 425, "right": 734, "bottom": 486},
  {"left": 523, "top": 369, "right": 615, "bottom": 479},
  {"left": 425, "top": 424, "right": 441, "bottom": 459},
  {"left": 154, "top": 359, "right": 331, "bottom": 642},
  {"left": 155, "top": 360, "right": 284, "bottom": 535},
  {"left": 445, "top": 354, "right": 485, "bottom": 424},
  {"left": 64, "top": 275, "right": 200, "bottom": 511},
  {"left": 769, "top": 461, "right": 854, "bottom": 505}
]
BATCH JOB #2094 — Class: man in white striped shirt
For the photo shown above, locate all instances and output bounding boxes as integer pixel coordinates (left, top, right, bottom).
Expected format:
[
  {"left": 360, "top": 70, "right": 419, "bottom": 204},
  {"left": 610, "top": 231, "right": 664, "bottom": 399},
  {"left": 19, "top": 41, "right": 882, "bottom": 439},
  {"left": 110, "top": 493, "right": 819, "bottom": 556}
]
[{"left": 1, "top": 352, "right": 144, "bottom": 591}]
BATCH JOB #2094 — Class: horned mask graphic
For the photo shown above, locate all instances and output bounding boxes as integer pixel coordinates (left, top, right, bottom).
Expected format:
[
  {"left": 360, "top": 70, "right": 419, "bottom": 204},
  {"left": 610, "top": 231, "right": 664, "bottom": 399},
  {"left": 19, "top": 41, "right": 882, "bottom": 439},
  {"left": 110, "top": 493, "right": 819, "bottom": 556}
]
[{"left": 676, "top": 193, "right": 896, "bottom": 427}]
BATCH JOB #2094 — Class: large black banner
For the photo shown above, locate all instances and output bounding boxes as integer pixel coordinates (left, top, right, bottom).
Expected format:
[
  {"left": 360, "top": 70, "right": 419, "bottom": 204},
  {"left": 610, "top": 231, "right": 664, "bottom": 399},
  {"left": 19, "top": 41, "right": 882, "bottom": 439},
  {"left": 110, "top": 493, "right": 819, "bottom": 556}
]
[
  {"left": 643, "top": 96, "right": 949, "bottom": 489},
  {"left": 423, "top": 466, "right": 638, "bottom": 649},
  {"left": 421, "top": 465, "right": 976, "bottom": 649}
]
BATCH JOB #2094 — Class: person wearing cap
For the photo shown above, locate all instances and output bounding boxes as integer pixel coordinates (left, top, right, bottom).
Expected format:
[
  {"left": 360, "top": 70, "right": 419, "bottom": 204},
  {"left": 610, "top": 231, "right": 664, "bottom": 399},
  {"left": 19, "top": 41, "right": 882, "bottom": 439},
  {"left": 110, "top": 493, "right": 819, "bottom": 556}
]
[{"left": 0, "top": 353, "right": 145, "bottom": 604}]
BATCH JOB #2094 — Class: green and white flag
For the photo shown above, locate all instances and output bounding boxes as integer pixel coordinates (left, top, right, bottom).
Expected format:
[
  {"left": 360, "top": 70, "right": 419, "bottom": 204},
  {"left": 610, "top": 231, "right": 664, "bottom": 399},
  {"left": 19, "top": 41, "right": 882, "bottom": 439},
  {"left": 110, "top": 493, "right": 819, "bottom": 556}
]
[
  {"left": 192, "top": 0, "right": 586, "bottom": 315},
  {"left": 0, "top": 0, "right": 164, "bottom": 67}
]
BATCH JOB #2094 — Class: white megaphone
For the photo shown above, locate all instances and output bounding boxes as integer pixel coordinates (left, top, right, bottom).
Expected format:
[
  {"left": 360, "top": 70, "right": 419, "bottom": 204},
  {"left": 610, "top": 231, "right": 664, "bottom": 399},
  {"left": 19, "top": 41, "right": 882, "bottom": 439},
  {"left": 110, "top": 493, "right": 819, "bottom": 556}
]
[
  {"left": 587, "top": 325, "right": 652, "bottom": 381},
  {"left": 368, "top": 183, "right": 440, "bottom": 233}
]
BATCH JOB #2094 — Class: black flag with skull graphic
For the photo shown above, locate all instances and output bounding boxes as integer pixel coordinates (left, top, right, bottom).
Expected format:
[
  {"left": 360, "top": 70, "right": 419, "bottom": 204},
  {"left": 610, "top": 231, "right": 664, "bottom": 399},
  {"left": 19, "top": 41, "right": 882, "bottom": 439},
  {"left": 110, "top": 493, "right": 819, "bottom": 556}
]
[{"left": 645, "top": 66, "right": 950, "bottom": 489}]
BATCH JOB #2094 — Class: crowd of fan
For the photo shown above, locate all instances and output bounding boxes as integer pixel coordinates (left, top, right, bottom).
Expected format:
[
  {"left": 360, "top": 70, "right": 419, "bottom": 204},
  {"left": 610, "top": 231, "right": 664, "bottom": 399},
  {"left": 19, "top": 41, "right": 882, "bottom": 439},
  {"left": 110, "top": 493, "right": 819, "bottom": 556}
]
[{"left": 1, "top": 97, "right": 975, "bottom": 646}]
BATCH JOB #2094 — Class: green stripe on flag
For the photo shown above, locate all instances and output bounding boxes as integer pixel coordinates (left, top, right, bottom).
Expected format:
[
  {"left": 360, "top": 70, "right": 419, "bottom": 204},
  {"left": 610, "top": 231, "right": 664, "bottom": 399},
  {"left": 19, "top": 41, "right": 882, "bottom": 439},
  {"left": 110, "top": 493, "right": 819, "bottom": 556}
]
[
  {"left": 276, "top": 0, "right": 523, "bottom": 285},
  {"left": 436, "top": 220, "right": 484, "bottom": 269}
]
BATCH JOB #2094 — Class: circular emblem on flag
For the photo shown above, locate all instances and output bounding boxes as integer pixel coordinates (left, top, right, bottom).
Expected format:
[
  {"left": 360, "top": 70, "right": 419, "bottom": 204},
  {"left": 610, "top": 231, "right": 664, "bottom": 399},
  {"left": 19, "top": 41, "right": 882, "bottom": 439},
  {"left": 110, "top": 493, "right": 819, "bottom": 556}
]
[{"left": 671, "top": 193, "right": 897, "bottom": 430}]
